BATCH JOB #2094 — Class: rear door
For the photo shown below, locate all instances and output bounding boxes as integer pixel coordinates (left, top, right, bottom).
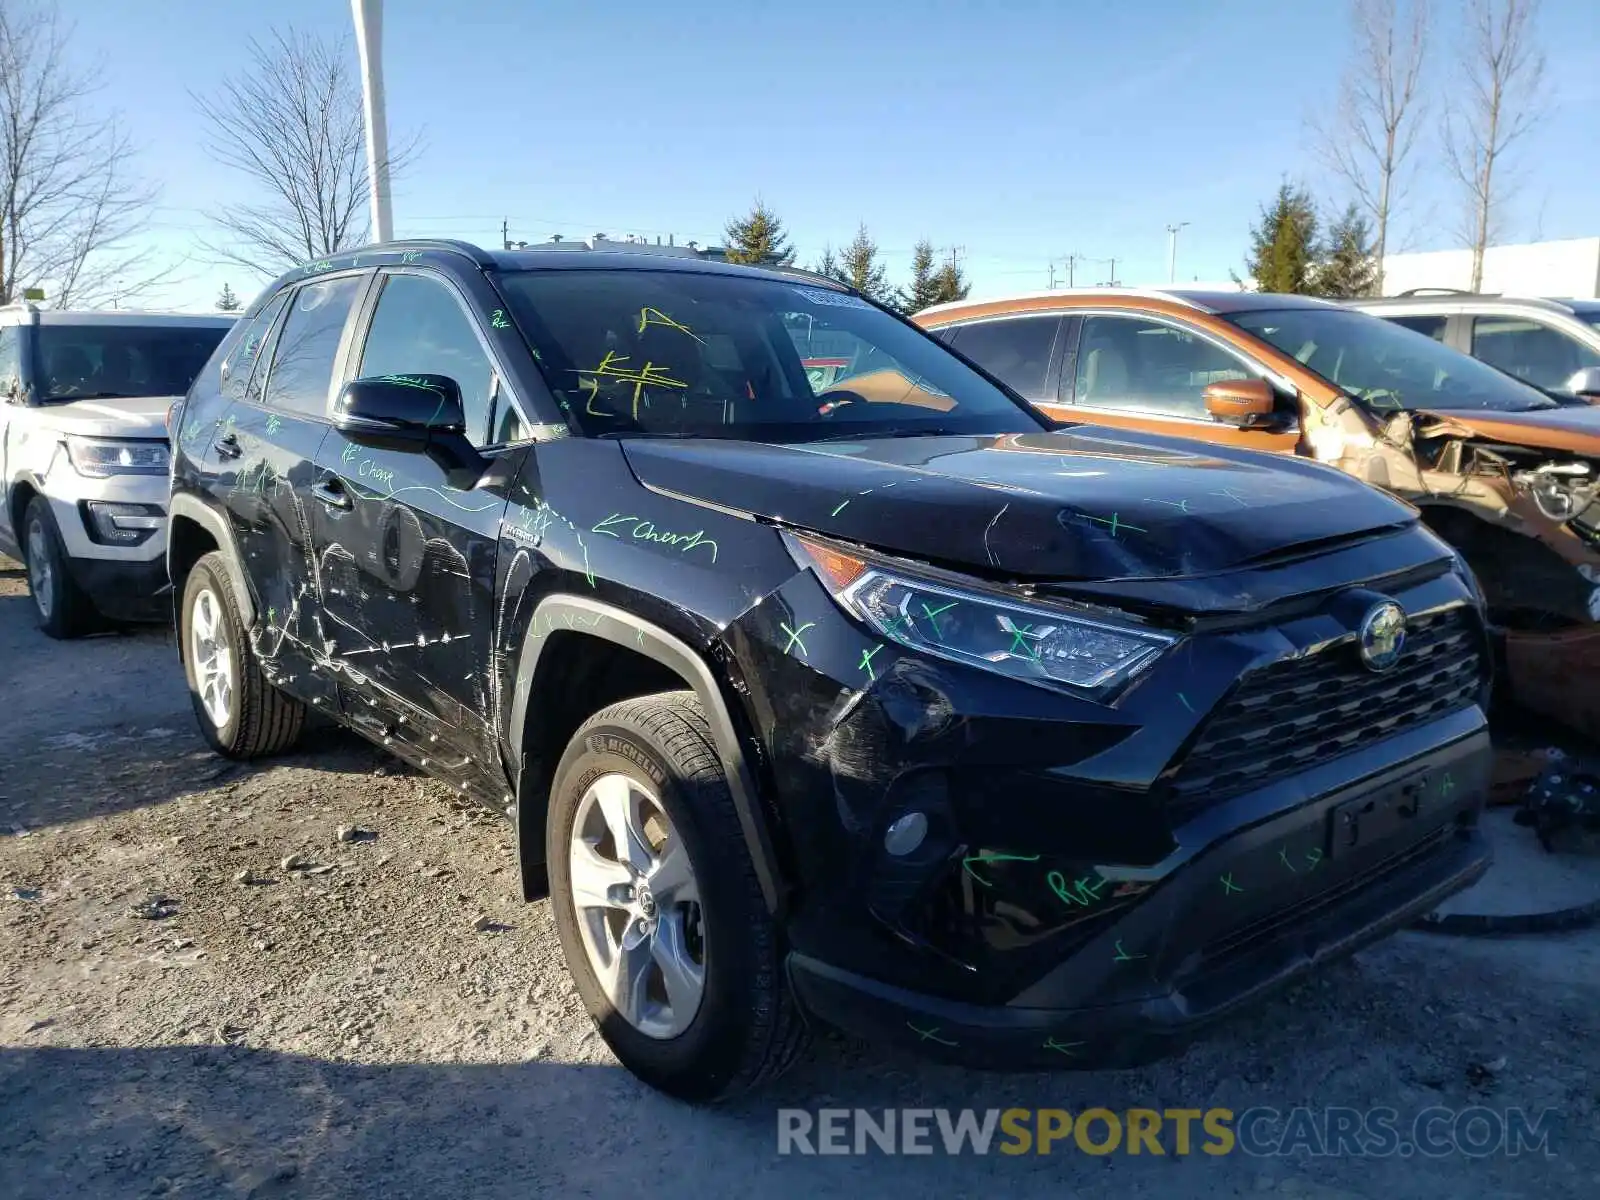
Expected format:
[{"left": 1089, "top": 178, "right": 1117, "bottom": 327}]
[
  {"left": 309, "top": 267, "right": 529, "bottom": 797},
  {"left": 222, "top": 272, "right": 369, "bottom": 711},
  {"left": 940, "top": 314, "right": 1066, "bottom": 404},
  {"left": 1042, "top": 311, "right": 1302, "bottom": 453}
]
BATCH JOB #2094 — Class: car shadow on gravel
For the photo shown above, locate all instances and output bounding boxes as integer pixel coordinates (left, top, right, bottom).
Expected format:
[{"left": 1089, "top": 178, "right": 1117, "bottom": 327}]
[{"left": 0, "top": 723, "right": 404, "bottom": 834}]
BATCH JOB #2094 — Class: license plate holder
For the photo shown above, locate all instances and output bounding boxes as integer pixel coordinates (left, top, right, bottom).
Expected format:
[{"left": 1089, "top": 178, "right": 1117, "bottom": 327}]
[{"left": 1327, "top": 768, "right": 1431, "bottom": 859}]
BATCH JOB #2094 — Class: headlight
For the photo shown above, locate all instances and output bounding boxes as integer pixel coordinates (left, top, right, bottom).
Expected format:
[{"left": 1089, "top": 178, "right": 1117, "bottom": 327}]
[
  {"left": 785, "top": 532, "right": 1176, "bottom": 696},
  {"left": 64, "top": 436, "right": 170, "bottom": 477}
]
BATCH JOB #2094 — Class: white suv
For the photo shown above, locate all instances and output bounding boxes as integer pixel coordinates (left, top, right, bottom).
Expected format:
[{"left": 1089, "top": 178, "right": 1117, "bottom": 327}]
[{"left": 0, "top": 303, "right": 234, "bottom": 637}]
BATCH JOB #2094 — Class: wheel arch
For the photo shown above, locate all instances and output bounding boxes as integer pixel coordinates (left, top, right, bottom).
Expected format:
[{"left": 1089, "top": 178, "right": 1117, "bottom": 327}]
[
  {"left": 167, "top": 492, "right": 254, "bottom": 622},
  {"left": 6, "top": 472, "right": 42, "bottom": 542},
  {"left": 508, "top": 594, "right": 786, "bottom": 917}
]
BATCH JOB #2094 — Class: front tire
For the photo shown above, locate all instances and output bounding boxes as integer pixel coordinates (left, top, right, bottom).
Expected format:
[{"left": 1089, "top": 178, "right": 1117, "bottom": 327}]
[
  {"left": 181, "top": 550, "right": 305, "bottom": 758},
  {"left": 23, "top": 495, "right": 96, "bottom": 639},
  {"left": 547, "top": 691, "right": 805, "bottom": 1102}
]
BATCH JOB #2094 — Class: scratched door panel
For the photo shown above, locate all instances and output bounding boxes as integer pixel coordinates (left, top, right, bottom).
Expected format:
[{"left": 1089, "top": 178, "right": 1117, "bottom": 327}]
[
  {"left": 221, "top": 403, "right": 340, "bottom": 711},
  {"left": 312, "top": 433, "right": 521, "bottom": 799}
]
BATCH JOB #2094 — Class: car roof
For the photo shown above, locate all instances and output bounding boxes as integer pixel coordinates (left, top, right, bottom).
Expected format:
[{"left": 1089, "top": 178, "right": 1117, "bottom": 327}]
[
  {"left": 917, "top": 287, "right": 1340, "bottom": 320},
  {"left": 254, "top": 238, "right": 852, "bottom": 314},
  {"left": 1353, "top": 293, "right": 1587, "bottom": 317},
  {"left": 0, "top": 307, "right": 236, "bottom": 327}
]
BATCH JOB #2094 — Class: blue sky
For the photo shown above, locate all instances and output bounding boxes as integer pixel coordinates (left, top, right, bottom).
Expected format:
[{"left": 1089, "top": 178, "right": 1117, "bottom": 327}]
[{"left": 67, "top": 0, "right": 1600, "bottom": 310}]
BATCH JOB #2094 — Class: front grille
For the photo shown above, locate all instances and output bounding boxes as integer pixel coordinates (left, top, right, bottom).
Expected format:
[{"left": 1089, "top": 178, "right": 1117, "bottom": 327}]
[{"left": 1167, "top": 606, "right": 1483, "bottom": 820}]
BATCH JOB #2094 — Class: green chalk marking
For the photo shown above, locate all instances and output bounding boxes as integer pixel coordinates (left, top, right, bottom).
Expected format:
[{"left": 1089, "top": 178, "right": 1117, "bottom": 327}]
[
  {"left": 491, "top": 309, "right": 511, "bottom": 329},
  {"left": 1304, "top": 848, "right": 1324, "bottom": 870},
  {"left": 919, "top": 600, "right": 957, "bottom": 640},
  {"left": 1220, "top": 873, "right": 1243, "bottom": 895},
  {"left": 858, "top": 644, "right": 883, "bottom": 681},
  {"left": 961, "top": 851, "right": 1042, "bottom": 888},
  {"left": 830, "top": 499, "right": 850, "bottom": 516},
  {"left": 1048, "top": 871, "right": 1107, "bottom": 908},
  {"left": 907, "top": 1022, "right": 958, "bottom": 1046},
  {"left": 1278, "top": 847, "right": 1298, "bottom": 874},
  {"left": 779, "top": 621, "right": 815, "bottom": 658},
  {"left": 1112, "top": 940, "right": 1146, "bottom": 963},
  {"left": 1080, "top": 512, "right": 1147, "bottom": 537},
  {"left": 1178, "top": 692, "right": 1194, "bottom": 712},
  {"left": 1043, "top": 1038, "right": 1084, "bottom": 1058}
]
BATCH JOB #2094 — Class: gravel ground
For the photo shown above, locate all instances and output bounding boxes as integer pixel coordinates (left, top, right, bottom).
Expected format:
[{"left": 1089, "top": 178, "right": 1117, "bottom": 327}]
[{"left": 1, "top": 553, "right": 1597, "bottom": 1199}]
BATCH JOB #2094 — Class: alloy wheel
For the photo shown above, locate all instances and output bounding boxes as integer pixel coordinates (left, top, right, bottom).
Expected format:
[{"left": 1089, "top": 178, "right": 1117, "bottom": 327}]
[
  {"left": 189, "top": 588, "right": 234, "bottom": 729},
  {"left": 25, "top": 518, "right": 53, "bottom": 621},
  {"left": 568, "top": 772, "right": 706, "bottom": 1039}
]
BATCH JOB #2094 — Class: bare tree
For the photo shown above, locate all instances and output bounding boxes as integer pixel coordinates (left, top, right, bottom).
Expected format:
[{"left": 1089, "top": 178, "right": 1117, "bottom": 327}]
[
  {"left": 193, "top": 28, "right": 410, "bottom": 276},
  {"left": 1443, "top": 0, "right": 1546, "bottom": 292},
  {"left": 0, "top": 2, "right": 160, "bottom": 306},
  {"left": 1312, "top": 0, "right": 1429, "bottom": 295}
]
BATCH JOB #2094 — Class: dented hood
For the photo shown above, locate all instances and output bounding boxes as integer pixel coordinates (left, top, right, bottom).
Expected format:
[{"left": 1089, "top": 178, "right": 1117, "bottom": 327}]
[
  {"left": 1416, "top": 404, "right": 1600, "bottom": 457},
  {"left": 622, "top": 428, "right": 1416, "bottom": 581}
]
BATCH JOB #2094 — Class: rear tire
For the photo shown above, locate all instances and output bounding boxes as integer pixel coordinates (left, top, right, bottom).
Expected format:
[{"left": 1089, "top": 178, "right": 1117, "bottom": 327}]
[
  {"left": 547, "top": 690, "right": 806, "bottom": 1102},
  {"left": 23, "top": 495, "right": 96, "bottom": 639},
  {"left": 181, "top": 550, "right": 305, "bottom": 758}
]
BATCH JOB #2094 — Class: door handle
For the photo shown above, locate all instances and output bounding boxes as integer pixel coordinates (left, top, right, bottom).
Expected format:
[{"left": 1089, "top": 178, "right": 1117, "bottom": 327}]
[
  {"left": 312, "top": 479, "right": 352, "bottom": 511},
  {"left": 214, "top": 432, "right": 241, "bottom": 459}
]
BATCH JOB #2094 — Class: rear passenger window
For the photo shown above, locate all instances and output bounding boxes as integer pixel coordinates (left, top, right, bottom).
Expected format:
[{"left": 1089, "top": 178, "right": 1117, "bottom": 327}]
[
  {"left": 944, "top": 317, "right": 1060, "bottom": 399},
  {"left": 1388, "top": 314, "right": 1449, "bottom": 341},
  {"left": 260, "top": 277, "right": 363, "bottom": 417},
  {"left": 1472, "top": 316, "right": 1600, "bottom": 391},
  {"left": 222, "top": 292, "right": 289, "bottom": 403}
]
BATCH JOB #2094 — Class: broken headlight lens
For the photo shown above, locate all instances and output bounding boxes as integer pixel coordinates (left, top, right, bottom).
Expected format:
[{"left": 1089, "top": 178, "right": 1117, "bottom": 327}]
[{"left": 787, "top": 533, "right": 1176, "bottom": 696}]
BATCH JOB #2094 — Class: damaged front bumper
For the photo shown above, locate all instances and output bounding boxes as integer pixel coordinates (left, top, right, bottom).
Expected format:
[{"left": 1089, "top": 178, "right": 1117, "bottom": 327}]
[{"left": 787, "top": 726, "right": 1491, "bottom": 1068}]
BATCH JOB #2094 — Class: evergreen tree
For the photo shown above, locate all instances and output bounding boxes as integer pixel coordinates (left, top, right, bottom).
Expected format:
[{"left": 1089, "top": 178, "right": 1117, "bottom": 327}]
[
  {"left": 1241, "top": 183, "right": 1321, "bottom": 294},
  {"left": 839, "top": 223, "right": 889, "bottom": 301},
  {"left": 812, "top": 244, "right": 844, "bottom": 282},
  {"left": 1310, "top": 203, "right": 1379, "bottom": 298},
  {"left": 216, "top": 282, "right": 241, "bottom": 311},
  {"left": 895, "top": 240, "right": 942, "bottom": 314},
  {"left": 929, "top": 256, "right": 971, "bottom": 306},
  {"left": 722, "top": 198, "right": 795, "bottom": 266}
]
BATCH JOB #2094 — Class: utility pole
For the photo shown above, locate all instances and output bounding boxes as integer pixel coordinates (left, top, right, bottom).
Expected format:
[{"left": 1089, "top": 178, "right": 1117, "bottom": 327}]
[
  {"left": 351, "top": 0, "right": 393, "bottom": 243},
  {"left": 502, "top": 218, "right": 510, "bottom": 251},
  {"left": 1165, "top": 222, "right": 1190, "bottom": 283}
]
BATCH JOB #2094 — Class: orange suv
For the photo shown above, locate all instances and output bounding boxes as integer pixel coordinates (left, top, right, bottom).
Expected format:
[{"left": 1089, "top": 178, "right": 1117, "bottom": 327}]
[{"left": 911, "top": 289, "right": 1600, "bottom": 740}]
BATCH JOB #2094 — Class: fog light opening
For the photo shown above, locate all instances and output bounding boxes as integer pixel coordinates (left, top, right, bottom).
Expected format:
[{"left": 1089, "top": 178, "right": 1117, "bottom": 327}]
[{"left": 884, "top": 811, "right": 929, "bottom": 857}]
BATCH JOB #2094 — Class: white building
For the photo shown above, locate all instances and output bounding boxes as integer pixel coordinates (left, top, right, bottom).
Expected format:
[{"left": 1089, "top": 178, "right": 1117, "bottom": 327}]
[{"left": 1381, "top": 237, "right": 1600, "bottom": 298}]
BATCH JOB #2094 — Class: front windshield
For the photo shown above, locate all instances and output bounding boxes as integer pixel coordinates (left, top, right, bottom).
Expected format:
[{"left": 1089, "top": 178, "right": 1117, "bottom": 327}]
[
  {"left": 36, "top": 323, "right": 230, "bottom": 403},
  {"left": 496, "top": 269, "right": 1044, "bottom": 441},
  {"left": 1228, "top": 306, "right": 1556, "bottom": 413}
]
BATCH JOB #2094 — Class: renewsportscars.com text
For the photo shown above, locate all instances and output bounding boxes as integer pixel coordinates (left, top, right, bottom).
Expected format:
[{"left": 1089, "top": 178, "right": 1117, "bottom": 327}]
[{"left": 776, "top": 1106, "right": 1558, "bottom": 1158}]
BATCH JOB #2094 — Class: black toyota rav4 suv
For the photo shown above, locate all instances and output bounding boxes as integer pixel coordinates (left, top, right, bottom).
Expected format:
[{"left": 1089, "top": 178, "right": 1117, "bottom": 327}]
[{"left": 167, "top": 240, "right": 1493, "bottom": 1101}]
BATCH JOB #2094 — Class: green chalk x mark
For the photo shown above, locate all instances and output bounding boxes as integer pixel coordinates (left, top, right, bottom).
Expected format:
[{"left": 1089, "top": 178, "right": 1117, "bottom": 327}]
[
  {"left": 858, "top": 644, "right": 883, "bottom": 681},
  {"left": 1043, "top": 1038, "right": 1084, "bottom": 1058},
  {"left": 779, "top": 621, "right": 815, "bottom": 658},
  {"left": 961, "top": 851, "right": 1042, "bottom": 888},
  {"left": 907, "top": 1022, "right": 958, "bottom": 1046},
  {"left": 920, "top": 600, "right": 957, "bottom": 640},
  {"left": 1220, "top": 873, "right": 1243, "bottom": 895},
  {"left": 1211, "top": 488, "right": 1250, "bottom": 507},
  {"left": 1080, "top": 512, "right": 1147, "bottom": 537},
  {"left": 1278, "top": 847, "right": 1298, "bottom": 874},
  {"left": 1006, "top": 621, "right": 1041, "bottom": 661}
]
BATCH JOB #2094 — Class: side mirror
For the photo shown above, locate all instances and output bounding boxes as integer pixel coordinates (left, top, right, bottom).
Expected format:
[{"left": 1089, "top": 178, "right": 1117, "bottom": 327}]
[
  {"left": 1203, "top": 377, "right": 1278, "bottom": 427},
  {"left": 1563, "top": 366, "right": 1600, "bottom": 402},
  {"left": 333, "top": 375, "right": 465, "bottom": 447}
]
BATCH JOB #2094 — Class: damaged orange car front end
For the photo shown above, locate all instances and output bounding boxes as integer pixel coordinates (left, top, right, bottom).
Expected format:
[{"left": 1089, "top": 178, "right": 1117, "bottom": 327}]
[{"left": 914, "top": 291, "right": 1600, "bottom": 741}]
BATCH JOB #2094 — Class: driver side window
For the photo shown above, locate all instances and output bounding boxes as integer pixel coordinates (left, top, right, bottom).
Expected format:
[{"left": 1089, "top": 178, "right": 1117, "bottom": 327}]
[
  {"left": 0, "top": 328, "right": 19, "bottom": 399},
  {"left": 1069, "top": 315, "right": 1251, "bottom": 418}
]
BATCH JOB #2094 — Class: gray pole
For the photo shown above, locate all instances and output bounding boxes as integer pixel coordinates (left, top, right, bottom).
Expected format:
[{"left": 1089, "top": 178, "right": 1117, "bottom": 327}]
[
  {"left": 351, "top": 0, "right": 394, "bottom": 243},
  {"left": 1166, "top": 222, "right": 1190, "bottom": 283}
]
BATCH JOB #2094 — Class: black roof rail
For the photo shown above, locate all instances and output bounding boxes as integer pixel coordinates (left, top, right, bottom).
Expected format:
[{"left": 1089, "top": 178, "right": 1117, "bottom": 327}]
[
  {"left": 765, "top": 264, "right": 852, "bottom": 291},
  {"left": 1395, "top": 286, "right": 1499, "bottom": 297},
  {"left": 331, "top": 238, "right": 494, "bottom": 267}
]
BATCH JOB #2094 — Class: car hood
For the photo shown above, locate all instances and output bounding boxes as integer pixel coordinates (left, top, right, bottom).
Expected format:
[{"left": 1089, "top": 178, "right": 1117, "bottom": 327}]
[
  {"left": 34, "top": 394, "right": 176, "bottom": 439},
  {"left": 1415, "top": 404, "right": 1600, "bottom": 456},
  {"left": 621, "top": 428, "right": 1417, "bottom": 581}
]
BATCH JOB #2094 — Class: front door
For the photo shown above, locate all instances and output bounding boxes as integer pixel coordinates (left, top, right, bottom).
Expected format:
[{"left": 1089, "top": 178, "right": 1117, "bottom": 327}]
[
  {"left": 222, "top": 273, "right": 368, "bottom": 711},
  {"left": 1038, "top": 312, "right": 1302, "bottom": 454},
  {"left": 309, "top": 268, "right": 527, "bottom": 800}
]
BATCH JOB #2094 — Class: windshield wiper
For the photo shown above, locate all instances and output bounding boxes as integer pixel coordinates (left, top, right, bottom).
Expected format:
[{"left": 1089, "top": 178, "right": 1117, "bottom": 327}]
[{"left": 808, "top": 427, "right": 970, "bottom": 443}]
